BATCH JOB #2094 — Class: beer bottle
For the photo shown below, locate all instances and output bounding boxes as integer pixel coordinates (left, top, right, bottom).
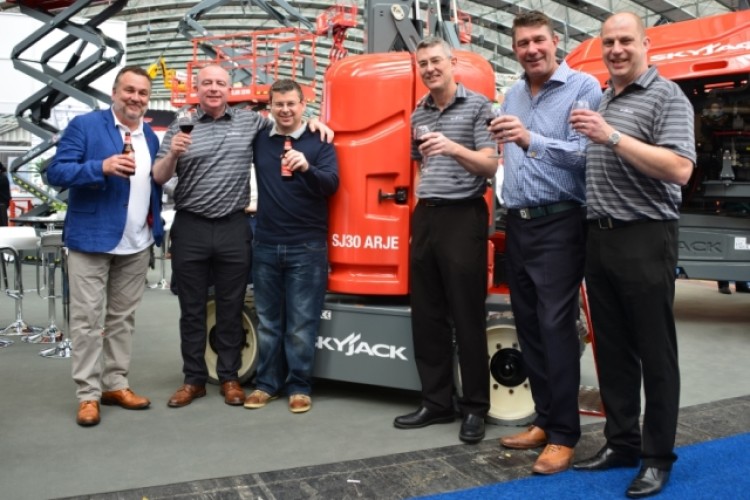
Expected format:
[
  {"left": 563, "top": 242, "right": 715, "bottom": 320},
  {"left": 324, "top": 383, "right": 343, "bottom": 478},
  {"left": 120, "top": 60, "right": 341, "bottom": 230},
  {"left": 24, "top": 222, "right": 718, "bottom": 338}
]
[
  {"left": 281, "top": 136, "right": 293, "bottom": 181},
  {"left": 122, "top": 131, "right": 135, "bottom": 176},
  {"left": 122, "top": 131, "right": 134, "bottom": 157}
]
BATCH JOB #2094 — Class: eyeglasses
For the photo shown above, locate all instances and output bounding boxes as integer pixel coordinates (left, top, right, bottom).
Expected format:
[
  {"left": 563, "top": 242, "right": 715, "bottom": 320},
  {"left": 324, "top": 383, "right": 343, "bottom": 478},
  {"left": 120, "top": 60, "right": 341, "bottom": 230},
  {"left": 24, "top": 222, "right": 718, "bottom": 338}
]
[{"left": 271, "top": 101, "right": 301, "bottom": 110}]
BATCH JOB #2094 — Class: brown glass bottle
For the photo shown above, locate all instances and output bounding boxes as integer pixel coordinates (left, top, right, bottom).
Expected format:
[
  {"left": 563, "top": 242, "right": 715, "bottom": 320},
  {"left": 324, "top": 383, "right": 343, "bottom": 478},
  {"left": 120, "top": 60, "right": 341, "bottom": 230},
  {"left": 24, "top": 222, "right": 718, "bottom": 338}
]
[
  {"left": 281, "top": 136, "right": 293, "bottom": 181},
  {"left": 122, "top": 131, "right": 135, "bottom": 176}
]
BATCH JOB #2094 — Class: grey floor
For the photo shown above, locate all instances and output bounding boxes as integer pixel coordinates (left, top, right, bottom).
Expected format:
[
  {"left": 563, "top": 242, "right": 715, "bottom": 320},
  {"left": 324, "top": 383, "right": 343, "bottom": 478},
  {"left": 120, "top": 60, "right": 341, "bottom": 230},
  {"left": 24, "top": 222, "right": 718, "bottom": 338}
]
[{"left": 0, "top": 264, "right": 748, "bottom": 500}]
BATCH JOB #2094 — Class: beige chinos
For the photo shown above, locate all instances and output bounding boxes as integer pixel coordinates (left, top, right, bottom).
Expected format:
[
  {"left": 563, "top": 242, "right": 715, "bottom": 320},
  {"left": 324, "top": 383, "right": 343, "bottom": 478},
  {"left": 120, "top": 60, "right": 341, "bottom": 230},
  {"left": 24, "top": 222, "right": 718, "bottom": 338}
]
[{"left": 68, "top": 248, "right": 151, "bottom": 401}]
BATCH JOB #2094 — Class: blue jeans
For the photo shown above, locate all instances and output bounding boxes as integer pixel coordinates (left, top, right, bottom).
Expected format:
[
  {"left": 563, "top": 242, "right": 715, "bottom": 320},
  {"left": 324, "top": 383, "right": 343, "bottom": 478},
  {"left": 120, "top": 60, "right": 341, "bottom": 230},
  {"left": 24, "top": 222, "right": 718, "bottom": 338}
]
[{"left": 252, "top": 240, "right": 328, "bottom": 396}]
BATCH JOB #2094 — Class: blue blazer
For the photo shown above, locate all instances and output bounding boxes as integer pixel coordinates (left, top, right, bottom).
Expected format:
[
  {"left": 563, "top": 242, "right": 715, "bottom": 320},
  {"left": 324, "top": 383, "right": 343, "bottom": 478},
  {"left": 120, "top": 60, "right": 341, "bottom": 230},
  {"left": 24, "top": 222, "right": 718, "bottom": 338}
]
[{"left": 47, "top": 110, "right": 164, "bottom": 252}]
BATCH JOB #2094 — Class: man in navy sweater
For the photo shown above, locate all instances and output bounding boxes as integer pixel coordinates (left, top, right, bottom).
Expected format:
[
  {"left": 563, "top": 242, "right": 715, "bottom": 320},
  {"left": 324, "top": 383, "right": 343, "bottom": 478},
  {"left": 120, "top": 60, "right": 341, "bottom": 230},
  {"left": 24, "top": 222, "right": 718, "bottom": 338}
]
[{"left": 244, "top": 79, "right": 339, "bottom": 413}]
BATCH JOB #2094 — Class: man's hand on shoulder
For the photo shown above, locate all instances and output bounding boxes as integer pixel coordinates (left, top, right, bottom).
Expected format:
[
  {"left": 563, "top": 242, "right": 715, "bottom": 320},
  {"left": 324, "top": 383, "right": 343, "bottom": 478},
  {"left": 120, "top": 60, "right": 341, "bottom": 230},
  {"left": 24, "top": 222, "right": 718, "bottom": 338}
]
[{"left": 308, "top": 118, "right": 334, "bottom": 143}]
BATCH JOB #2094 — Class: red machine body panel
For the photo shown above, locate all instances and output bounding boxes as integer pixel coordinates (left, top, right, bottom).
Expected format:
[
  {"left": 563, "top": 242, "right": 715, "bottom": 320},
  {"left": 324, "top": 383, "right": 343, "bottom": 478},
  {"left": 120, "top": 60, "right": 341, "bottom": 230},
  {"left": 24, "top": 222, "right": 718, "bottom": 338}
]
[
  {"left": 324, "top": 50, "right": 495, "bottom": 295},
  {"left": 566, "top": 10, "right": 750, "bottom": 86}
]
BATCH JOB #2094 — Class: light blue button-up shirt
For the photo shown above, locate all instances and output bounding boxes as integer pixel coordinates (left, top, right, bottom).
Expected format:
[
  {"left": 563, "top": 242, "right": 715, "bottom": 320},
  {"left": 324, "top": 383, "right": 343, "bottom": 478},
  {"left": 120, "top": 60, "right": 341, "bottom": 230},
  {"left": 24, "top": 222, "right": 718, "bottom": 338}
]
[{"left": 501, "top": 61, "right": 602, "bottom": 209}]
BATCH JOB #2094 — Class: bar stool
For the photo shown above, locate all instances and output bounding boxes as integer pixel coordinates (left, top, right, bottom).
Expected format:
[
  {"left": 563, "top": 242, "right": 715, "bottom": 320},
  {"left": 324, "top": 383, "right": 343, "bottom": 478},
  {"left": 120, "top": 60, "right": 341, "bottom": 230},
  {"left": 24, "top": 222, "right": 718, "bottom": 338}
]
[
  {"left": 0, "top": 226, "right": 43, "bottom": 337},
  {"left": 148, "top": 209, "right": 175, "bottom": 290},
  {"left": 37, "top": 231, "right": 71, "bottom": 359},
  {"left": 0, "top": 245, "right": 14, "bottom": 349},
  {"left": 23, "top": 231, "right": 65, "bottom": 344}
]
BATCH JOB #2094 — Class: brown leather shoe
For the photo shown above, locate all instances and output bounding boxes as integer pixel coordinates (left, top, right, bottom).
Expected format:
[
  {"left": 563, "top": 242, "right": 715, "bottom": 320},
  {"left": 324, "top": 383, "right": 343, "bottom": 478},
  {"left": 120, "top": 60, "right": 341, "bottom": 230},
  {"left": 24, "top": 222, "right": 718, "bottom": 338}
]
[
  {"left": 101, "top": 388, "right": 150, "bottom": 409},
  {"left": 76, "top": 400, "right": 100, "bottom": 427},
  {"left": 532, "top": 444, "right": 575, "bottom": 474},
  {"left": 500, "top": 425, "right": 548, "bottom": 449},
  {"left": 220, "top": 380, "right": 245, "bottom": 406},
  {"left": 167, "top": 384, "right": 206, "bottom": 408}
]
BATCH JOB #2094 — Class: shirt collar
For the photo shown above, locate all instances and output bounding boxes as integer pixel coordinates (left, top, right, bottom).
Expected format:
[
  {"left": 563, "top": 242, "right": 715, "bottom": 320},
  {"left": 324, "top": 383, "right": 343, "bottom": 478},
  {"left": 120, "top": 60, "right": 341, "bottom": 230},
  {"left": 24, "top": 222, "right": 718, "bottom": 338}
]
[
  {"left": 522, "top": 60, "right": 571, "bottom": 89},
  {"left": 419, "top": 82, "right": 468, "bottom": 110},
  {"left": 605, "top": 65, "right": 659, "bottom": 97},
  {"left": 111, "top": 108, "right": 144, "bottom": 135},
  {"left": 269, "top": 120, "right": 307, "bottom": 139},
  {"left": 196, "top": 105, "right": 233, "bottom": 121}
]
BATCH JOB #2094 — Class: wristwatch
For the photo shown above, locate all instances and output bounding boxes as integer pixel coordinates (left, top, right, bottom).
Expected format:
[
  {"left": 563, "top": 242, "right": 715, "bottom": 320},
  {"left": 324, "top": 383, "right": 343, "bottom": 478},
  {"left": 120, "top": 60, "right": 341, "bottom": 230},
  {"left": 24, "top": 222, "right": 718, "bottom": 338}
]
[{"left": 608, "top": 130, "right": 622, "bottom": 147}]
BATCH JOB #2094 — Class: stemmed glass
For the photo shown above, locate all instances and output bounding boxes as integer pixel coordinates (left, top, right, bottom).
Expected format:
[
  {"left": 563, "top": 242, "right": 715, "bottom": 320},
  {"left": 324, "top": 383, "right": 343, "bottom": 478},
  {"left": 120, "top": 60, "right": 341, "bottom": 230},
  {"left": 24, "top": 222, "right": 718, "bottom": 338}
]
[
  {"left": 486, "top": 103, "right": 504, "bottom": 127},
  {"left": 414, "top": 125, "right": 431, "bottom": 170},
  {"left": 571, "top": 100, "right": 590, "bottom": 156},
  {"left": 177, "top": 109, "right": 194, "bottom": 134},
  {"left": 486, "top": 103, "right": 504, "bottom": 158}
]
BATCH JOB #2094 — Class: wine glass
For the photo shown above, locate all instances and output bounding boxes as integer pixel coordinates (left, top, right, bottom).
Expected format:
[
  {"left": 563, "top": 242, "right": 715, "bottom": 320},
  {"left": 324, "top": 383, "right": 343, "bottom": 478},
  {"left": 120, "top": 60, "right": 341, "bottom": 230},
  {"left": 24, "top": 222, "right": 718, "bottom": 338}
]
[
  {"left": 571, "top": 100, "right": 590, "bottom": 156},
  {"left": 414, "top": 125, "right": 431, "bottom": 146},
  {"left": 414, "top": 125, "right": 431, "bottom": 170},
  {"left": 177, "top": 109, "right": 194, "bottom": 134},
  {"left": 485, "top": 103, "right": 504, "bottom": 127},
  {"left": 486, "top": 103, "right": 505, "bottom": 158}
]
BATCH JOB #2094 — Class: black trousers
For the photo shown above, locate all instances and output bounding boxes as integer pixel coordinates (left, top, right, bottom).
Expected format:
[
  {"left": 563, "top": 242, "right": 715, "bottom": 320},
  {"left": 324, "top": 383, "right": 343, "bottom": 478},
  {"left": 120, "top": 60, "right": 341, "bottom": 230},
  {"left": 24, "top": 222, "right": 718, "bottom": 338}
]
[
  {"left": 585, "top": 219, "right": 680, "bottom": 469},
  {"left": 505, "top": 207, "right": 586, "bottom": 447},
  {"left": 410, "top": 198, "right": 490, "bottom": 416},
  {"left": 171, "top": 210, "right": 251, "bottom": 385}
]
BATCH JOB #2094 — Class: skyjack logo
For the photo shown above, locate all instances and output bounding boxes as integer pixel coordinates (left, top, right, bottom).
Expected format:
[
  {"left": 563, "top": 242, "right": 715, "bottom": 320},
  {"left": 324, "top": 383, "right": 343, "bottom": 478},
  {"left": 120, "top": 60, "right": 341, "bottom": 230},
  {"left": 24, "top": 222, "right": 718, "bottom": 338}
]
[
  {"left": 650, "top": 41, "right": 750, "bottom": 62},
  {"left": 316, "top": 333, "right": 409, "bottom": 361}
]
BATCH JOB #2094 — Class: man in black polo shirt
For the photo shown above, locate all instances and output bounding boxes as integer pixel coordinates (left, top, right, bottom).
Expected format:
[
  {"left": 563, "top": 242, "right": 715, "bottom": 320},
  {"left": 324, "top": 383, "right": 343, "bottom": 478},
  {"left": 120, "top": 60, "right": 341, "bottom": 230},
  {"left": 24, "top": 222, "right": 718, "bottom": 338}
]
[
  {"left": 393, "top": 37, "right": 497, "bottom": 444},
  {"left": 570, "top": 12, "right": 695, "bottom": 498}
]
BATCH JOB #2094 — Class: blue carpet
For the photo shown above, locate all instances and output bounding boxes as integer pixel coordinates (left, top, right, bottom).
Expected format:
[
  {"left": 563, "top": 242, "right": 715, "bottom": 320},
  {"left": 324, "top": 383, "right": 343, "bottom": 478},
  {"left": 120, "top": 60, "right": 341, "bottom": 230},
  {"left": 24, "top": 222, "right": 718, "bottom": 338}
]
[{"left": 417, "top": 432, "right": 750, "bottom": 499}]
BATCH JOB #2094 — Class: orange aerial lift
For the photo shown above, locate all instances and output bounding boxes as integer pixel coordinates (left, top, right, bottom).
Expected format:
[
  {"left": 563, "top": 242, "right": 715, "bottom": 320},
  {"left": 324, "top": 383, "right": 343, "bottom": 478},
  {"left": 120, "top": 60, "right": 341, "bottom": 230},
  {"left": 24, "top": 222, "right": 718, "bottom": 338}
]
[{"left": 169, "top": 27, "right": 320, "bottom": 109}]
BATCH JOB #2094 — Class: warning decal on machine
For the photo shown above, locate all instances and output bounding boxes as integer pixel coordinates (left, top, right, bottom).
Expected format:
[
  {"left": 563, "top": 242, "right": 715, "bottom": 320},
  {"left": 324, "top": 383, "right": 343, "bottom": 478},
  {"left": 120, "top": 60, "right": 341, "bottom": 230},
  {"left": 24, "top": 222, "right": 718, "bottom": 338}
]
[{"left": 735, "top": 237, "right": 749, "bottom": 251}]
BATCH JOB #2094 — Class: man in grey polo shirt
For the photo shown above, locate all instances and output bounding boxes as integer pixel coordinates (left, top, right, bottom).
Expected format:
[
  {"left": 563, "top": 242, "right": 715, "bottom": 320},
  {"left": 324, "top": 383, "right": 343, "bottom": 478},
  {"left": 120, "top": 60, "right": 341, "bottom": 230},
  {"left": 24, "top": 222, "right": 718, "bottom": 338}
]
[
  {"left": 153, "top": 64, "right": 331, "bottom": 409},
  {"left": 393, "top": 37, "right": 497, "bottom": 444},
  {"left": 570, "top": 12, "right": 695, "bottom": 498}
]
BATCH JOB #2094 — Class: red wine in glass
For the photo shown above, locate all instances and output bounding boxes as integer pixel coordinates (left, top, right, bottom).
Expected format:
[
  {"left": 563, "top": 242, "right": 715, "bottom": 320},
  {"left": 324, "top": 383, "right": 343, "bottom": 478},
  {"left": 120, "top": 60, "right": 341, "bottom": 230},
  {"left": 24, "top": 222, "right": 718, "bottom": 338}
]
[
  {"left": 177, "top": 110, "right": 193, "bottom": 134},
  {"left": 486, "top": 103, "right": 503, "bottom": 126},
  {"left": 414, "top": 125, "right": 431, "bottom": 145}
]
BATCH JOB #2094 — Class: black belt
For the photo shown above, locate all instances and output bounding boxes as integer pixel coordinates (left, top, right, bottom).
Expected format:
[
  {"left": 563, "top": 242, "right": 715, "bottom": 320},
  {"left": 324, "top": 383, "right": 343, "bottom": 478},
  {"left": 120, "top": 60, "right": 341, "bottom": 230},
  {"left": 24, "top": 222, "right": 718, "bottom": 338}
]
[
  {"left": 507, "top": 201, "right": 580, "bottom": 220},
  {"left": 418, "top": 197, "right": 482, "bottom": 207},
  {"left": 182, "top": 209, "right": 244, "bottom": 222},
  {"left": 589, "top": 217, "right": 654, "bottom": 230}
]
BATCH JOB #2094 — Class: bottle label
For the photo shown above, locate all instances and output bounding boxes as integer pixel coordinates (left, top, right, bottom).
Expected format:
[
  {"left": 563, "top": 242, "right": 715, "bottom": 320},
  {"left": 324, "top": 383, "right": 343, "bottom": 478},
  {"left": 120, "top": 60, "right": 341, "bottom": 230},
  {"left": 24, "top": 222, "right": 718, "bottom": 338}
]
[{"left": 281, "top": 137, "right": 293, "bottom": 179}]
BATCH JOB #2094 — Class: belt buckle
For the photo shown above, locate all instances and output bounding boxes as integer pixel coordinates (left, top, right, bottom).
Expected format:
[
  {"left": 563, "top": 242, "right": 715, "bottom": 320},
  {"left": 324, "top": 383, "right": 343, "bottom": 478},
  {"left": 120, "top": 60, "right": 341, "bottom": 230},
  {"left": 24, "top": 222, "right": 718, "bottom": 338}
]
[
  {"left": 519, "top": 208, "right": 530, "bottom": 220},
  {"left": 597, "top": 218, "right": 613, "bottom": 230}
]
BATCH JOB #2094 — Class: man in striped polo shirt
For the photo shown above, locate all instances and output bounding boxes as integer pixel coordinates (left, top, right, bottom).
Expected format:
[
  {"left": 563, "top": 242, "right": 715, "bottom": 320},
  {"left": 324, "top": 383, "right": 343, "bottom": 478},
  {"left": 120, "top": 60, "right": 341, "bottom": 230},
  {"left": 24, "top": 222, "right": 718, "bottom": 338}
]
[
  {"left": 491, "top": 11, "right": 602, "bottom": 475},
  {"left": 570, "top": 13, "right": 695, "bottom": 498},
  {"left": 393, "top": 37, "right": 497, "bottom": 445},
  {"left": 153, "top": 65, "right": 331, "bottom": 410}
]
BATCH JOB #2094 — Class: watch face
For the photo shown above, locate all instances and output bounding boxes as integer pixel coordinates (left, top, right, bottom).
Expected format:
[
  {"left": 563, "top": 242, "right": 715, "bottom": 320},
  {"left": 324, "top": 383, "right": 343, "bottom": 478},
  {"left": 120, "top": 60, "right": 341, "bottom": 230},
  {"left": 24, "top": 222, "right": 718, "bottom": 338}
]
[{"left": 609, "top": 132, "right": 621, "bottom": 146}]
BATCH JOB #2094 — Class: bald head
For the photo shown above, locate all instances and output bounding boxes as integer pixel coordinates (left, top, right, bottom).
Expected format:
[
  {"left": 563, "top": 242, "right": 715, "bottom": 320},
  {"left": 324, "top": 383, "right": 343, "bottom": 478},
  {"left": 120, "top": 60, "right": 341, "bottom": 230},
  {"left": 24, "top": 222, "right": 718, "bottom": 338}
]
[
  {"left": 197, "top": 64, "right": 231, "bottom": 118},
  {"left": 600, "top": 12, "right": 650, "bottom": 92},
  {"left": 602, "top": 12, "right": 646, "bottom": 39}
]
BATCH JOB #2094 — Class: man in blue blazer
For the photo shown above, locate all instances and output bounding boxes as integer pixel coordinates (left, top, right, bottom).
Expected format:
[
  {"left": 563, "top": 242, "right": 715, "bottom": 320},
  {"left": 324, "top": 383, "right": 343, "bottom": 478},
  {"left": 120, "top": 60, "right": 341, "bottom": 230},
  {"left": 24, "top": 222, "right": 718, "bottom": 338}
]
[{"left": 47, "top": 66, "right": 164, "bottom": 427}]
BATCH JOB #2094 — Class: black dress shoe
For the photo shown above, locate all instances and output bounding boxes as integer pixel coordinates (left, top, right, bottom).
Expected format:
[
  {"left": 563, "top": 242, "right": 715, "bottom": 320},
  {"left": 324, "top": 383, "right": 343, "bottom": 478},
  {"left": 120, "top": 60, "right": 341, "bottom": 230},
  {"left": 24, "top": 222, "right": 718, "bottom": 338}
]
[
  {"left": 626, "top": 467, "right": 670, "bottom": 498},
  {"left": 573, "top": 446, "right": 639, "bottom": 471},
  {"left": 394, "top": 406, "right": 455, "bottom": 429},
  {"left": 459, "top": 414, "right": 485, "bottom": 444}
]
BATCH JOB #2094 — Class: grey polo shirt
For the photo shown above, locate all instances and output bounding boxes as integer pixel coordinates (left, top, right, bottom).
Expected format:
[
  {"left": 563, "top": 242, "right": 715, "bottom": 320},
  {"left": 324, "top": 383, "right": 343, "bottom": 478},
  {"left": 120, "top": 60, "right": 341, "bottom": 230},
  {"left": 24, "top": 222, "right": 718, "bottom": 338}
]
[
  {"left": 586, "top": 66, "right": 696, "bottom": 221},
  {"left": 157, "top": 106, "right": 270, "bottom": 219},
  {"left": 411, "top": 83, "right": 495, "bottom": 200}
]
